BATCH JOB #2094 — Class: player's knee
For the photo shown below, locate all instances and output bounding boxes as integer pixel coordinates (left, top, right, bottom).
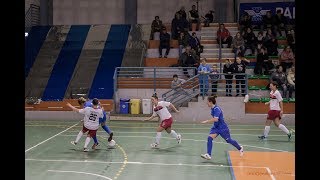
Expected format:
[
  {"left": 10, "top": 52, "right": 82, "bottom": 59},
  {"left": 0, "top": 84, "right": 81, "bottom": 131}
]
[
  {"left": 225, "top": 138, "right": 232, "bottom": 143},
  {"left": 207, "top": 136, "right": 213, "bottom": 142}
]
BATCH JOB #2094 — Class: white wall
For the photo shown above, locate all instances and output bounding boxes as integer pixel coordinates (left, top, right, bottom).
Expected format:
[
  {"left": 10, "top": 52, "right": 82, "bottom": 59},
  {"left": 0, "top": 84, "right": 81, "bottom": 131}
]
[{"left": 53, "top": 0, "right": 125, "bottom": 25}]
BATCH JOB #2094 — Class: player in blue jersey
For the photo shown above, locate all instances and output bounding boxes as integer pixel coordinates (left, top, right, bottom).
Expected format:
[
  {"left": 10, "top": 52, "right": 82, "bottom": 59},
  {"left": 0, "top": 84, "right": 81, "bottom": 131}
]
[
  {"left": 200, "top": 95, "right": 243, "bottom": 160},
  {"left": 78, "top": 97, "right": 114, "bottom": 149}
]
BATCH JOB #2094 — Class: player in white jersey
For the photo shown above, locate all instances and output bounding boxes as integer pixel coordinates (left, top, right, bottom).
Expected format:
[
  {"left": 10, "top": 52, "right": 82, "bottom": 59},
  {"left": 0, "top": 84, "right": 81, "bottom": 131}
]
[
  {"left": 258, "top": 82, "right": 293, "bottom": 140},
  {"left": 66, "top": 98, "right": 104, "bottom": 152},
  {"left": 143, "top": 94, "right": 182, "bottom": 148}
]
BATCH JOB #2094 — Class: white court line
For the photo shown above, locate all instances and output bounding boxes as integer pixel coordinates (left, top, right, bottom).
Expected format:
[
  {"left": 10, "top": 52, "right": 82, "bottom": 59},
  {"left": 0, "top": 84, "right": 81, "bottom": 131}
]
[
  {"left": 47, "top": 107, "right": 63, "bottom": 108},
  {"left": 58, "top": 135, "right": 288, "bottom": 152},
  {"left": 25, "top": 122, "right": 79, "bottom": 153},
  {"left": 27, "top": 158, "right": 267, "bottom": 169},
  {"left": 47, "top": 170, "right": 112, "bottom": 180},
  {"left": 266, "top": 167, "right": 277, "bottom": 180},
  {"left": 65, "top": 131, "right": 294, "bottom": 136}
]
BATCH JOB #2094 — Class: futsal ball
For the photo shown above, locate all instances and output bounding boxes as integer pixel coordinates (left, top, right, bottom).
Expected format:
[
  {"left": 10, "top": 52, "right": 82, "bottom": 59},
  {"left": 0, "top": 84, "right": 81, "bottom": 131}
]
[{"left": 108, "top": 140, "right": 116, "bottom": 148}]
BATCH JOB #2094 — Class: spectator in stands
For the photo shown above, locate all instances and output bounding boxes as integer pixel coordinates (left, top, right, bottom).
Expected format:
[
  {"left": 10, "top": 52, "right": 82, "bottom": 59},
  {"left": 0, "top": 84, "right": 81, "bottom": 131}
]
[
  {"left": 150, "top": 16, "right": 163, "bottom": 40},
  {"left": 270, "top": 65, "right": 288, "bottom": 98},
  {"left": 177, "top": 6, "right": 187, "bottom": 20},
  {"left": 264, "top": 28, "right": 278, "bottom": 56},
  {"left": 198, "top": 58, "right": 211, "bottom": 96},
  {"left": 256, "top": 31, "right": 265, "bottom": 52},
  {"left": 232, "top": 32, "right": 245, "bottom": 57},
  {"left": 178, "top": 46, "right": 200, "bottom": 77},
  {"left": 178, "top": 31, "right": 190, "bottom": 56},
  {"left": 286, "top": 29, "right": 295, "bottom": 54},
  {"left": 254, "top": 47, "right": 274, "bottom": 75},
  {"left": 243, "top": 27, "right": 256, "bottom": 56},
  {"left": 171, "top": 74, "right": 188, "bottom": 98},
  {"left": 188, "top": 5, "right": 200, "bottom": 31},
  {"left": 273, "top": 9, "right": 287, "bottom": 37},
  {"left": 189, "top": 32, "right": 202, "bottom": 56},
  {"left": 209, "top": 65, "right": 220, "bottom": 96},
  {"left": 280, "top": 46, "right": 295, "bottom": 73},
  {"left": 261, "top": 11, "right": 274, "bottom": 32},
  {"left": 159, "top": 27, "right": 171, "bottom": 58},
  {"left": 223, "top": 59, "right": 234, "bottom": 96},
  {"left": 171, "top": 13, "right": 189, "bottom": 40},
  {"left": 217, "top": 23, "right": 233, "bottom": 48},
  {"left": 239, "top": 12, "right": 252, "bottom": 34},
  {"left": 286, "top": 66, "right": 295, "bottom": 98},
  {"left": 203, "top": 10, "right": 215, "bottom": 27},
  {"left": 233, "top": 55, "right": 250, "bottom": 96}
]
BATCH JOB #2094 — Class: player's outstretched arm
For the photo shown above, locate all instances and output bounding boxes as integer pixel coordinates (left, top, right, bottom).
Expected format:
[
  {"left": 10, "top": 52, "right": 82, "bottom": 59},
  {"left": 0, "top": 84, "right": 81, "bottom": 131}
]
[
  {"left": 201, "top": 117, "right": 218, "bottom": 124},
  {"left": 264, "top": 101, "right": 270, "bottom": 105},
  {"left": 66, "top": 103, "right": 80, "bottom": 112}
]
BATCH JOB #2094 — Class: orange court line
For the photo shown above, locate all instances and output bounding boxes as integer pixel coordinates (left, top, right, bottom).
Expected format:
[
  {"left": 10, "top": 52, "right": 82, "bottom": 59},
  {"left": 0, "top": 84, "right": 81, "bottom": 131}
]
[{"left": 228, "top": 151, "right": 295, "bottom": 180}]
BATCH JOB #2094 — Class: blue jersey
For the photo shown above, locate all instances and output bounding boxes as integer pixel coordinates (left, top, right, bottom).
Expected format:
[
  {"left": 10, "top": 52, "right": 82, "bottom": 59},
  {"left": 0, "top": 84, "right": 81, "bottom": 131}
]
[
  {"left": 83, "top": 100, "right": 93, "bottom": 108},
  {"left": 211, "top": 105, "right": 228, "bottom": 129},
  {"left": 83, "top": 100, "right": 108, "bottom": 123}
]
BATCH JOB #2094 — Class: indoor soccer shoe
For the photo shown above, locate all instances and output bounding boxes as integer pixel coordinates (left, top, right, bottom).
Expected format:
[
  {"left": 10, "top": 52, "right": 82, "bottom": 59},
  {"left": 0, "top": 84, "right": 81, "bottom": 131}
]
[
  {"left": 70, "top": 141, "right": 77, "bottom": 145},
  {"left": 258, "top": 135, "right": 267, "bottom": 140},
  {"left": 91, "top": 142, "right": 99, "bottom": 149},
  {"left": 150, "top": 143, "right": 159, "bottom": 148},
  {"left": 201, "top": 153, "right": 212, "bottom": 160},
  {"left": 287, "top": 132, "right": 292, "bottom": 141},
  {"left": 177, "top": 134, "right": 182, "bottom": 144},
  {"left": 240, "top": 146, "right": 244, "bottom": 157},
  {"left": 83, "top": 148, "right": 89, "bottom": 152},
  {"left": 108, "top": 132, "right": 114, "bottom": 142}
]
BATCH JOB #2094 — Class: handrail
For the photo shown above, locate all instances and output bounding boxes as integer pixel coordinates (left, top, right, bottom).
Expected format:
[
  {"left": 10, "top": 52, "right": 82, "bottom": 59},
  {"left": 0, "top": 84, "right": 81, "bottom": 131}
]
[{"left": 25, "top": 4, "right": 40, "bottom": 32}]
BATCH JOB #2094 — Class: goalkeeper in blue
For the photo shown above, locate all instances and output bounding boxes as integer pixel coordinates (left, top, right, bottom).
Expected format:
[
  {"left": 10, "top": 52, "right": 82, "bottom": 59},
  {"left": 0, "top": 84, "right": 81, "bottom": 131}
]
[
  {"left": 78, "top": 97, "right": 113, "bottom": 149},
  {"left": 200, "top": 95, "right": 243, "bottom": 160}
]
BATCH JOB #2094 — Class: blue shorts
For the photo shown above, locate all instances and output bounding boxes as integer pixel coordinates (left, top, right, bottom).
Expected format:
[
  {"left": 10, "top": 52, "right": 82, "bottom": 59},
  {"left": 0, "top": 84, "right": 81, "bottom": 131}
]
[
  {"left": 99, "top": 111, "right": 108, "bottom": 124},
  {"left": 209, "top": 127, "right": 231, "bottom": 140}
]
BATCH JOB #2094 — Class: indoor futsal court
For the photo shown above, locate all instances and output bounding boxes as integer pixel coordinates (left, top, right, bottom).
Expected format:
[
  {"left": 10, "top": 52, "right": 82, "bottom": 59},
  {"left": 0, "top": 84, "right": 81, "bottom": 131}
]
[{"left": 25, "top": 119, "right": 295, "bottom": 180}]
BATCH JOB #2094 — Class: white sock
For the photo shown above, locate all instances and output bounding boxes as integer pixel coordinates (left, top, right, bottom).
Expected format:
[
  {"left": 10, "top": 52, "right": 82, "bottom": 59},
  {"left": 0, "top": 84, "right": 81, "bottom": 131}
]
[
  {"left": 264, "top": 126, "right": 270, "bottom": 137},
  {"left": 75, "top": 131, "right": 83, "bottom": 143},
  {"left": 170, "top": 130, "right": 178, "bottom": 139},
  {"left": 278, "top": 124, "right": 290, "bottom": 134},
  {"left": 155, "top": 132, "right": 162, "bottom": 144},
  {"left": 84, "top": 137, "right": 91, "bottom": 148}
]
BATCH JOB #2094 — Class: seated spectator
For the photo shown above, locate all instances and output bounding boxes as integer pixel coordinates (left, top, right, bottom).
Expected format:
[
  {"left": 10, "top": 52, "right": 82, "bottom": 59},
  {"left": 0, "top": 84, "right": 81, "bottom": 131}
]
[
  {"left": 178, "top": 31, "right": 190, "bottom": 56},
  {"left": 202, "top": 10, "right": 215, "bottom": 27},
  {"left": 189, "top": 32, "right": 202, "bottom": 56},
  {"left": 171, "top": 13, "right": 188, "bottom": 40},
  {"left": 243, "top": 27, "right": 256, "bottom": 55},
  {"left": 254, "top": 47, "right": 274, "bottom": 75},
  {"left": 217, "top": 23, "right": 233, "bottom": 48},
  {"left": 209, "top": 65, "right": 220, "bottom": 96},
  {"left": 286, "top": 29, "right": 295, "bottom": 54},
  {"left": 264, "top": 28, "right": 278, "bottom": 56},
  {"left": 232, "top": 32, "right": 245, "bottom": 57},
  {"left": 171, "top": 74, "right": 188, "bottom": 98},
  {"left": 198, "top": 58, "right": 211, "bottom": 96},
  {"left": 261, "top": 11, "right": 274, "bottom": 32},
  {"left": 150, "top": 16, "right": 163, "bottom": 40},
  {"left": 273, "top": 9, "right": 288, "bottom": 37},
  {"left": 159, "top": 27, "right": 171, "bottom": 58},
  {"left": 233, "top": 55, "right": 250, "bottom": 96},
  {"left": 239, "top": 12, "right": 252, "bottom": 34},
  {"left": 188, "top": 5, "right": 200, "bottom": 31},
  {"left": 223, "top": 59, "right": 234, "bottom": 96},
  {"left": 286, "top": 66, "right": 295, "bottom": 98},
  {"left": 256, "top": 31, "right": 265, "bottom": 51},
  {"left": 270, "top": 65, "right": 288, "bottom": 98},
  {"left": 280, "top": 46, "right": 295, "bottom": 73},
  {"left": 178, "top": 46, "right": 200, "bottom": 77},
  {"left": 177, "top": 6, "right": 187, "bottom": 20}
]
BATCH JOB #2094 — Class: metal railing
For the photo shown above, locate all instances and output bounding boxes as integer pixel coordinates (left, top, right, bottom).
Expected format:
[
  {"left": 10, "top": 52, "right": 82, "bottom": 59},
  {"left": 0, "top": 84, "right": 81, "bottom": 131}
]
[{"left": 25, "top": 4, "right": 40, "bottom": 32}]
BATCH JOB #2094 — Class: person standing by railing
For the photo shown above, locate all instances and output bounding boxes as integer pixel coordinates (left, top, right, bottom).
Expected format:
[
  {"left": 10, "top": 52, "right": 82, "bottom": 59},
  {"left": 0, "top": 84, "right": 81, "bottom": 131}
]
[
  {"left": 198, "top": 58, "right": 211, "bottom": 96},
  {"left": 223, "top": 59, "right": 234, "bottom": 96},
  {"left": 233, "top": 55, "right": 250, "bottom": 96}
]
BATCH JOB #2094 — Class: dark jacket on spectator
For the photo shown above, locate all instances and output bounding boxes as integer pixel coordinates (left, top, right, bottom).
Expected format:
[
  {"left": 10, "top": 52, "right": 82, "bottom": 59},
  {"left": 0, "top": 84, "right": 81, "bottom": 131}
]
[
  {"left": 160, "top": 32, "right": 170, "bottom": 46},
  {"left": 223, "top": 63, "right": 234, "bottom": 79},
  {"left": 151, "top": 20, "right": 163, "bottom": 32}
]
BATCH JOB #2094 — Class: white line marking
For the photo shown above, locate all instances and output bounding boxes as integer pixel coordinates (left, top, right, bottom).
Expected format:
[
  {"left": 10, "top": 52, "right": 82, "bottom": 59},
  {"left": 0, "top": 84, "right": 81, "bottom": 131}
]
[
  {"left": 58, "top": 135, "right": 289, "bottom": 152},
  {"left": 47, "top": 170, "right": 112, "bottom": 180},
  {"left": 48, "top": 107, "right": 63, "bottom": 108},
  {"left": 25, "top": 122, "right": 79, "bottom": 153},
  {"left": 266, "top": 167, "right": 277, "bottom": 180},
  {"left": 25, "top": 107, "right": 34, "bottom": 108}
]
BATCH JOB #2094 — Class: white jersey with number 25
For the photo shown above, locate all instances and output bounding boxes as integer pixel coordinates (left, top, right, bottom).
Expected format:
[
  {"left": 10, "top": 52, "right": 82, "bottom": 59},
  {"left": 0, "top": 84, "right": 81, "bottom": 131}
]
[{"left": 79, "top": 107, "right": 104, "bottom": 130}]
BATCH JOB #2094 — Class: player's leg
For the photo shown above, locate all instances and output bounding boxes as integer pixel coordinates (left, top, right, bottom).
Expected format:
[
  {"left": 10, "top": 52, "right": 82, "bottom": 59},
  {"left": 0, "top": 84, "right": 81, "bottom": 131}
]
[
  {"left": 201, "top": 132, "right": 218, "bottom": 160},
  {"left": 71, "top": 126, "right": 88, "bottom": 145},
  {"left": 219, "top": 128, "right": 243, "bottom": 156},
  {"left": 274, "top": 117, "right": 292, "bottom": 140},
  {"left": 258, "top": 110, "right": 274, "bottom": 139},
  {"left": 151, "top": 126, "right": 165, "bottom": 148},
  {"left": 100, "top": 112, "right": 113, "bottom": 141},
  {"left": 84, "top": 130, "right": 97, "bottom": 152},
  {"left": 164, "top": 117, "right": 181, "bottom": 144}
]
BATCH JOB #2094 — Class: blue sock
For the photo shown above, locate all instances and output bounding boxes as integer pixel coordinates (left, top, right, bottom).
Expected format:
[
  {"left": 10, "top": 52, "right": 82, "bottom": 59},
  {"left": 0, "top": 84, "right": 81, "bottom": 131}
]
[
  {"left": 92, "top": 136, "right": 98, "bottom": 144},
  {"left": 207, "top": 136, "right": 213, "bottom": 156},
  {"left": 226, "top": 138, "right": 241, "bottom": 150},
  {"left": 102, "top": 125, "right": 111, "bottom": 134}
]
